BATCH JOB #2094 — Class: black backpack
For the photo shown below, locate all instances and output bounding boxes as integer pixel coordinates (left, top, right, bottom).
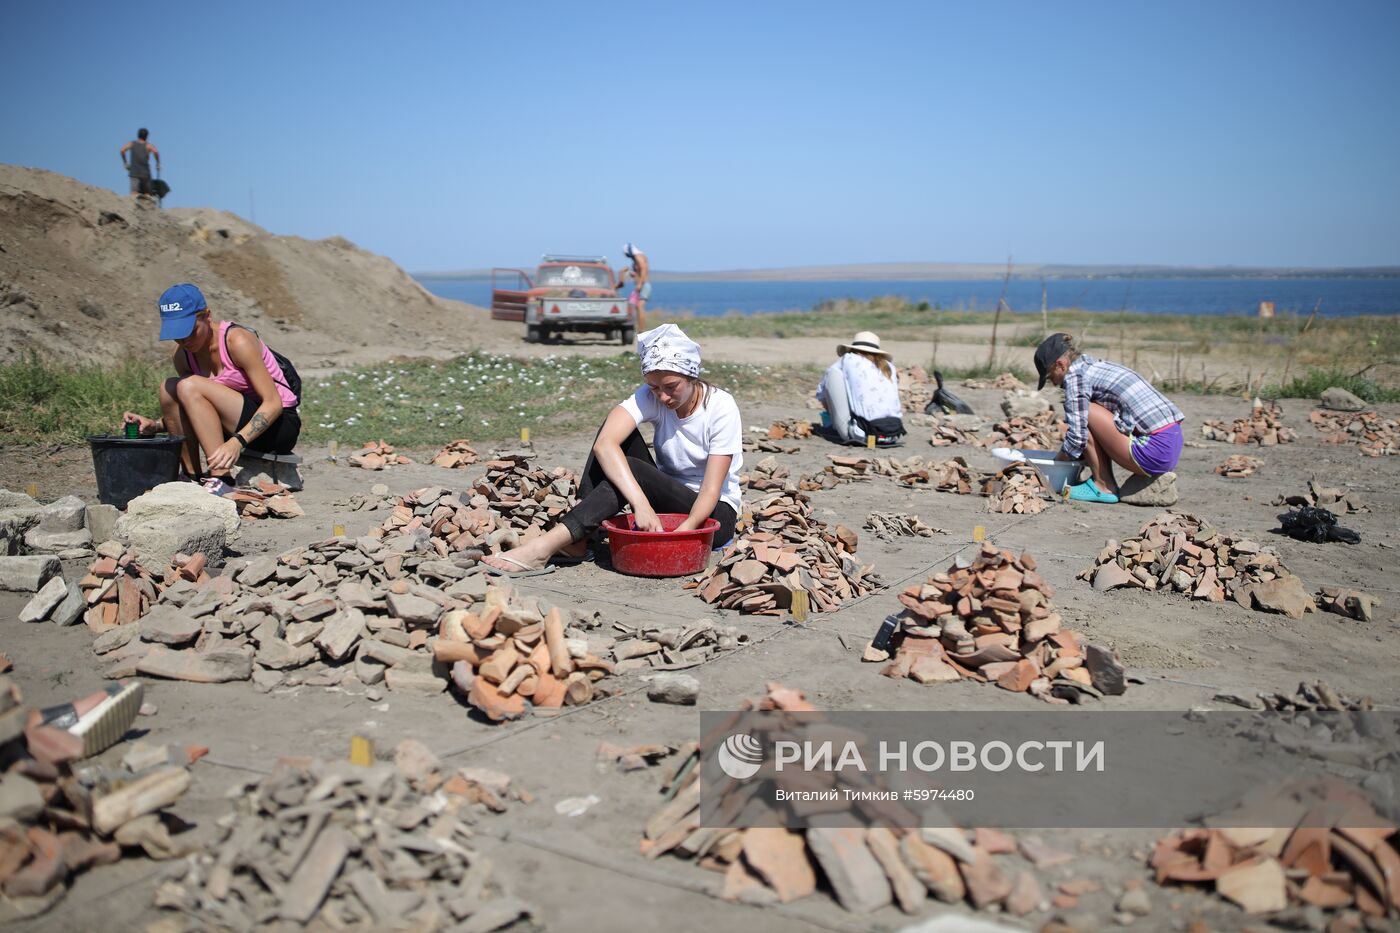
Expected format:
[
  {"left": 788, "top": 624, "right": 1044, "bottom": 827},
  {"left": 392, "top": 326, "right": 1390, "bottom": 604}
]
[{"left": 222, "top": 324, "right": 303, "bottom": 408}]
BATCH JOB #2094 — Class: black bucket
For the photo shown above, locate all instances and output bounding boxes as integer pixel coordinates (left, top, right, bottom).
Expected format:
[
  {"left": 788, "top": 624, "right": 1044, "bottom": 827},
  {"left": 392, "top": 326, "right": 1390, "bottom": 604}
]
[{"left": 88, "top": 435, "right": 186, "bottom": 510}]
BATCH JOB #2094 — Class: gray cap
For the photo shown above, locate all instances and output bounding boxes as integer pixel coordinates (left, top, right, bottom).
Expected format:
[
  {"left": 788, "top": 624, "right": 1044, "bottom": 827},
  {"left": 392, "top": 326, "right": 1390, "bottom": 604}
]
[{"left": 1034, "top": 333, "right": 1074, "bottom": 390}]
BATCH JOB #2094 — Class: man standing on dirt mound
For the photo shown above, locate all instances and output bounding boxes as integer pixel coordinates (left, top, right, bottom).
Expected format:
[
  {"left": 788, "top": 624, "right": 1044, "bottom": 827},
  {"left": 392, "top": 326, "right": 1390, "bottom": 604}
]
[{"left": 119, "top": 128, "right": 160, "bottom": 199}]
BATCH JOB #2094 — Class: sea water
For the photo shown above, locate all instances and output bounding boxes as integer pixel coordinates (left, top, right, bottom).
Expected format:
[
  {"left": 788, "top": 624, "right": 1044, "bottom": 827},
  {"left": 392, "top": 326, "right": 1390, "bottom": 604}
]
[{"left": 419, "top": 276, "right": 1400, "bottom": 319}]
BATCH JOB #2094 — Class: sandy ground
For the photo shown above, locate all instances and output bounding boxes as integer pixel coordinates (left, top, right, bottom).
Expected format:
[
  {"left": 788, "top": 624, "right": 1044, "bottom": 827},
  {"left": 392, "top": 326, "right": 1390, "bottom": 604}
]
[{"left": 2, "top": 383, "right": 1398, "bottom": 932}]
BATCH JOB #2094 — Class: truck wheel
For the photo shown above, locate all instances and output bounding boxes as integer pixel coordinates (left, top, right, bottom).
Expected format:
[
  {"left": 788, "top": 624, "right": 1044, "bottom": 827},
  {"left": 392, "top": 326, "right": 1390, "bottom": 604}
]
[
  {"left": 526, "top": 325, "right": 541, "bottom": 343},
  {"left": 620, "top": 327, "right": 635, "bottom": 346}
]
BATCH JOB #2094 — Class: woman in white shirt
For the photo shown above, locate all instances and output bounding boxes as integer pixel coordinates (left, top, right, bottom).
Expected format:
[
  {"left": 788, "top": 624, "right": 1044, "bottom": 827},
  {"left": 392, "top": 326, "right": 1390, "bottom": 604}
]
[
  {"left": 816, "top": 331, "right": 905, "bottom": 444},
  {"left": 481, "top": 324, "right": 744, "bottom": 576}
]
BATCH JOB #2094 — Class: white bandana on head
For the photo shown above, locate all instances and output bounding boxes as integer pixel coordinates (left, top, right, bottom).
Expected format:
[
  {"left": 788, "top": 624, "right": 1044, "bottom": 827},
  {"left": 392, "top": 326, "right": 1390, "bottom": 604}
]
[{"left": 637, "top": 323, "right": 701, "bottom": 378}]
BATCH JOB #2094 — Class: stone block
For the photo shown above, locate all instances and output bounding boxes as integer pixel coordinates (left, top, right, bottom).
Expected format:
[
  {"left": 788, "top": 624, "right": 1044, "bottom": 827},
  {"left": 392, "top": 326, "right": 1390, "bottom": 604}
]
[
  {"left": 19, "top": 576, "right": 68, "bottom": 623},
  {"left": 119, "top": 515, "right": 226, "bottom": 567},
  {"left": 86, "top": 503, "right": 120, "bottom": 544},
  {"left": 119, "top": 482, "right": 240, "bottom": 539},
  {"left": 0, "top": 508, "right": 40, "bottom": 556},
  {"left": 0, "top": 555, "right": 61, "bottom": 592}
]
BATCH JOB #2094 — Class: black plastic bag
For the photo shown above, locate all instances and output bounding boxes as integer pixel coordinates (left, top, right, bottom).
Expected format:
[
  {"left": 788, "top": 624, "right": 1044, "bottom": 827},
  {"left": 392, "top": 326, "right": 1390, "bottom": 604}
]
[{"left": 1277, "top": 506, "right": 1360, "bottom": 545}]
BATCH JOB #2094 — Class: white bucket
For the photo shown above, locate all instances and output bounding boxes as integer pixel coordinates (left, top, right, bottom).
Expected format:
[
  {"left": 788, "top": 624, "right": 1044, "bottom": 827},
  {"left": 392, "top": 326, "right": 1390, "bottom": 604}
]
[{"left": 990, "top": 448, "right": 1084, "bottom": 495}]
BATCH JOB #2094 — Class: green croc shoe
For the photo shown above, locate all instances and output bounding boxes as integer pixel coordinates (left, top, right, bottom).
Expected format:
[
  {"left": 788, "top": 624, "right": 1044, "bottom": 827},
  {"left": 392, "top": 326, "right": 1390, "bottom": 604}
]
[{"left": 1068, "top": 478, "right": 1119, "bottom": 504}]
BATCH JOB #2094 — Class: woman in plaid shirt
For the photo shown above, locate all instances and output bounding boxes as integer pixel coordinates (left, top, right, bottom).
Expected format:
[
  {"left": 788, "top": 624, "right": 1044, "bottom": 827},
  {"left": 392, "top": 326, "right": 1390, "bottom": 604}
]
[{"left": 1035, "top": 333, "right": 1184, "bottom": 504}]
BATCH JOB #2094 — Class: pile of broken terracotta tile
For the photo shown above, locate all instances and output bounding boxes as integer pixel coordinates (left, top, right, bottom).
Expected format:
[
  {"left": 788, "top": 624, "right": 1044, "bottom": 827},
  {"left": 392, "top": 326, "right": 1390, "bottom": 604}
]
[
  {"left": 434, "top": 593, "right": 617, "bottom": 722},
  {"left": 606, "top": 618, "right": 750, "bottom": 672},
  {"left": 1274, "top": 477, "right": 1367, "bottom": 514},
  {"left": 1215, "top": 455, "right": 1264, "bottom": 478},
  {"left": 1082, "top": 511, "right": 1316, "bottom": 619},
  {"left": 153, "top": 751, "right": 532, "bottom": 930},
  {"left": 640, "top": 682, "right": 1064, "bottom": 917},
  {"left": 742, "top": 426, "right": 800, "bottom": 454},
  {"left": 766, "top": 419, "right": 813, "bottom": 440},
  {"left": 1314, "top": 587, "right": 1379, "bottom": 623},
  {"left": 427, "top": 438, "right": 480, "bottom": 469},
  {"left": 71, "top": 531, "right": 614, "bottom": 709},
  {"left": 741, "top": 456, "right": 795, "bottom": 492},
  {"left": 806, "top": 455, "right": 876, "bottom": 489},
  {"left": 74, "top": 544, "right": 210, "bottom": 632},
  {"left": 981, "top": 461, "right": 1052, "bottom": 514},
  {"left": 898, "top": 365, "right": 935, "bottom": 412},
  {"left": 348, "top": 440, "right": 413, "bottom": 470},
  {"left": 228, "top": 480, "right": 304, "bottom": 520},
  {"left": 877, "top": 543, "right": 1125, "bottom": 704},
  {"left": 374, "top": 458, "right": 578, "bottom": 556},
  {"left": 860, "top": 454, "right": 939, "bottom": 478},
  {"left": 1201, "top": 403, "right": 1297, "bottom": 446},
  {"left": 688, "top": 491, "right": 882, "bottom": 614},
  {"left": 459, "top": 453, "right": 578, "bottom": 542},
  {"left": 928, "top": 415, "right": 986, "bottom": 447},
  {"left": 980, "top": 410, "right": 1064, "bottom": 450},
  {"left": 0, "top": 675, "right": 194, "bottom": 913},
  {"left": 864, "top": 512, "right": 942, "bottom": 540},
  {"left": 337, "top": 483, "right": 394, "bottom": 512},
  {"left": 374, "top": 487, "right": 504, "bottom": 556},
  {"left": 1150, "top": 780, "right": 1399, "bottom": 920},
  {"left": 1310, "top": 409, "right": 1400, "bottom": 457},
  {"left": 896, "top": 456, "right": 978, "bottom": 494},
  {"left": 1215, "top": 679, "right": 1373, "bottom": 712}
]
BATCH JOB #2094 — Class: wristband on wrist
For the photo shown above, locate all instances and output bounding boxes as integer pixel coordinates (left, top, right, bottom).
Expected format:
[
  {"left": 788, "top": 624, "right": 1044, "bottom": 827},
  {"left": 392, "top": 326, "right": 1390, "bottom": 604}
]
[{"left": 234, "top": 434, "right": 249, "bottom": 449}]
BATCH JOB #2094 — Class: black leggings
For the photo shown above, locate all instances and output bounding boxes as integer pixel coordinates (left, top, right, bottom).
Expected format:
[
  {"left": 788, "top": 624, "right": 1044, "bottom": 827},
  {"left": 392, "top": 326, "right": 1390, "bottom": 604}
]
[{"left": 559, "top": 429, "right": 737, "bottom": 545}]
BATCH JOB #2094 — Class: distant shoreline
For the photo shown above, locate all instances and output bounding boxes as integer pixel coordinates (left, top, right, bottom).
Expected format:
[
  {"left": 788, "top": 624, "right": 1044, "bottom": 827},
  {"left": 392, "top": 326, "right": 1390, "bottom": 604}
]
[{"left": 416, "top": 261, "right": 1400, "bottom": 282}]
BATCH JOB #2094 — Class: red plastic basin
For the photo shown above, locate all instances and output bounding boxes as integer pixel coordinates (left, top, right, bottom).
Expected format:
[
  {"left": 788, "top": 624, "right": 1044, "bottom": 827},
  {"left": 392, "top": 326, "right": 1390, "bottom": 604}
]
[{"left": 602, "top": 513, "right": 720, "bottom": 578}]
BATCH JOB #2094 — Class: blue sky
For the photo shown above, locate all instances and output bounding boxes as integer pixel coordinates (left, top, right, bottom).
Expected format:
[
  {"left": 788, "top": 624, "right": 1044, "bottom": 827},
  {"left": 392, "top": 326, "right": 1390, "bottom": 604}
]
[{"left": 3, "top": 1, "right": 1397, "bottom": 272}]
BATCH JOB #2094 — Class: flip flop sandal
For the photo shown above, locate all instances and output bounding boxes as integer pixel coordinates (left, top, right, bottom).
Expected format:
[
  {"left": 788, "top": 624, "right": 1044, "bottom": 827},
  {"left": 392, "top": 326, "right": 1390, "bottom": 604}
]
[
  {"left": 38, "top": 681, "right": 144, "bottom": 759},
  {"left": 549, "top": 549, "right": 592, "bottom": 567},
  {"left": 1068, "top": 479, "right": 1120, "bottom": 504},
  {"left": 481, "top": 555, "right": 557, "bottom": 578}
]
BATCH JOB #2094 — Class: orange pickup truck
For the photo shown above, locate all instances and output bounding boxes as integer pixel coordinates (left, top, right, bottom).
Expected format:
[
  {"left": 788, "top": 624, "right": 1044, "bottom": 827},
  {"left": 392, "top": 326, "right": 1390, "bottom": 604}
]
[{"left": 490, "top": 255, "right": 636, "bottom": 345}]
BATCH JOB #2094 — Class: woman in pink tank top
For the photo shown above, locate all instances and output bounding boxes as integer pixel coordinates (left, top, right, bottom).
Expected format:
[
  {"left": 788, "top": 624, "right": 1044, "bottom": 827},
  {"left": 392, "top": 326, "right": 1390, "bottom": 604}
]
[{"left": 123, "top": 283, "right": 301, "bottom": 495}]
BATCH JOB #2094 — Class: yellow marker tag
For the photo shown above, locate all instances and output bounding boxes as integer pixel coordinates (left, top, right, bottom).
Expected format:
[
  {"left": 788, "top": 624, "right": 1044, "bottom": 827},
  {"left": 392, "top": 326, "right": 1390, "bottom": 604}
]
[
  {"left": 25, "top": 483, "right": 38, "bottom": 499},
  {"left": 972, "top": 525, "right": 986, "bottom": 542},
  {"left": 349, "top": 735, "right": 373, "bottom": 767},
  {"left": 333, "top": 524, "right": 346, "bottom": 538},
  {"left": 866, "top": 434, "right": 876, "bottom": 449},
  {"left": 789, "top": 589, "right": 810, "bottom": 623},
  {"left": 520, "top": 427, "right": 530, "bottom": 443},
  {"left": 329, "top": 440, "right": 339, "bottom": 458}
]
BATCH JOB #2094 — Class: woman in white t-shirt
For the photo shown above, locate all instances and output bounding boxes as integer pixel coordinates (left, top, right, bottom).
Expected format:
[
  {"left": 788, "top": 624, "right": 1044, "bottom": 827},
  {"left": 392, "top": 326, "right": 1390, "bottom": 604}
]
[
  {"left": 816, "top": 331, "right": 905, "bottom": 444},
  {"left": 481, "top": 324, "right": 744, "bottom": 576}
]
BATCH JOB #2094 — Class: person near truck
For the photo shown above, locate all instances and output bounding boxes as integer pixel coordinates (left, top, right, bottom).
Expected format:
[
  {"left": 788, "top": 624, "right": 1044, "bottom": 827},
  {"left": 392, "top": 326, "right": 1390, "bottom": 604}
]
[
  {"left": 816, "top": 331, "right": 905, "bottom": 445},
  {"left": 1036, "top": 332, "right": 1184, "bottom": 504},
  {"left": 119, "top": 128, "right": 160, "bottom": 198},
  {"left": 616, "top": 242, "right": 651, "bottom": 318},
  {"left": 122, "top": 283, "right": 300, "bottom": 497},
  {"left": 481, "top": 323, "right": 742, "bottom": 577}
]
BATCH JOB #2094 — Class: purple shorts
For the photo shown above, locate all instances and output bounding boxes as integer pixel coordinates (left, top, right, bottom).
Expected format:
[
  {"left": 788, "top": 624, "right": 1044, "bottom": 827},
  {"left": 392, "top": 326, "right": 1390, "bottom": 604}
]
[{"left": 1129, "top": 421, "right": 1183, "bottom": 475}]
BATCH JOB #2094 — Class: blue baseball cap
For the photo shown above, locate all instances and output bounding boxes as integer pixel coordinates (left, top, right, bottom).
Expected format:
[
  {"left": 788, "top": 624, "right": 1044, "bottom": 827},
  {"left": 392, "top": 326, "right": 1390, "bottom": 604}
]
[{"left": 158, "top": 284, "right": 207, "bottom": 340}]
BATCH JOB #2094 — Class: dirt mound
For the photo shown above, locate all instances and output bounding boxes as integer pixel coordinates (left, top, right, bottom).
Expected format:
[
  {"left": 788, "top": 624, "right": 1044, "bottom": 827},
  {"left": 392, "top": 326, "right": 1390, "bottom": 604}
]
[{"left": 0, "top": 165, "right": 508, "bottom": 368}]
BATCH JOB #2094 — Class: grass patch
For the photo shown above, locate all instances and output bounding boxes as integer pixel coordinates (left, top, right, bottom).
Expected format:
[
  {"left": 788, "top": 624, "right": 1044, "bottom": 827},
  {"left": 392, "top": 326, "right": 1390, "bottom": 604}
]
[
  {"left": 1, "top": 350, "right": 823, "bottom": 450},
  {"left": 1264, "top": 368, "right": 1400, "bottom": 403},
  {"left": 0, "top": 353, "right": 166, "bottom": 445},
  {"left": 299, "top": 351, "right": 820, "bottom": 448}
]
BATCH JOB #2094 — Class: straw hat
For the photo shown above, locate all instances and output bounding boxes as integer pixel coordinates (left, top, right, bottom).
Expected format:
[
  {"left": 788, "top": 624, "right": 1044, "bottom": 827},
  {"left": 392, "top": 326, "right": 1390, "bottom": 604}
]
[{"left": 837, "top": 331, "right": 891, "bottom": 359}]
